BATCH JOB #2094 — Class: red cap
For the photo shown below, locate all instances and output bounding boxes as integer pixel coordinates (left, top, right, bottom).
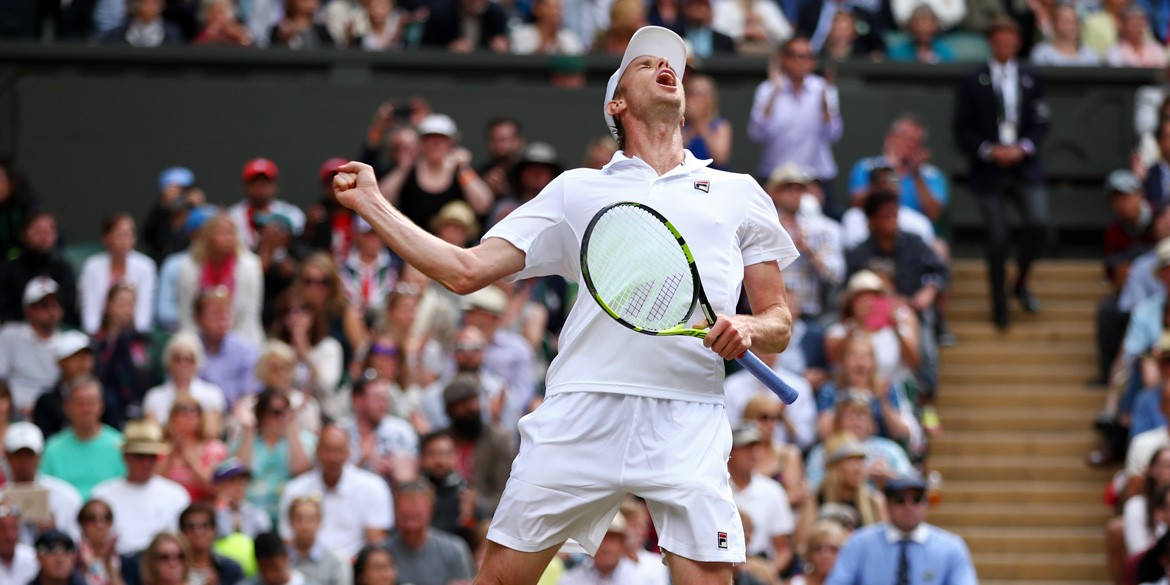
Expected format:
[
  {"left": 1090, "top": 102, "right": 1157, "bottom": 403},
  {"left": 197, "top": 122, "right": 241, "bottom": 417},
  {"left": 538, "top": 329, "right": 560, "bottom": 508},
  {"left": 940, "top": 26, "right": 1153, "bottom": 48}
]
[
  {"left": 242, "top": 158, "right": 279, "bottom": 182},
  {"left": 318, "top": 157, "right": 347, "bottom": 183}
]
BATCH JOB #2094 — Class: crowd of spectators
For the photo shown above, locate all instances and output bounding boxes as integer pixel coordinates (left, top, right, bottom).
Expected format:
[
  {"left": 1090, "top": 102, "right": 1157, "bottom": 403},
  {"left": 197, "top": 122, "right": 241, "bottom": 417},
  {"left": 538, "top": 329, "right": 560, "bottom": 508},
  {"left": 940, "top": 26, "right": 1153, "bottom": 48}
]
[{"left": 4, "top": 10, "right": 1117, "bottom": 584}]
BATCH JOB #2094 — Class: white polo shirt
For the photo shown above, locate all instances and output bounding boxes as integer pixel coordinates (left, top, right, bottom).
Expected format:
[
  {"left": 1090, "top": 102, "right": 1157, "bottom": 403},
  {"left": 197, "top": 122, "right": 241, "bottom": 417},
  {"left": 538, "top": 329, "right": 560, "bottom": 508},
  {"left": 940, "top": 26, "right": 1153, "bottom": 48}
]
[
  {"left": 278, "top": 465, "right": 394, "bottom": 559},
  {"left": 483, "top": 150, "right": 798, "bottom": 404},
  {"left": 90, "top": 475, "right": 191, "bottom": 554},
  {"left": 731, "top": 472, "right": 794, "bottom": 558},
  {"left": 0, "top": 543, "right": 37, "bottom": 584}
]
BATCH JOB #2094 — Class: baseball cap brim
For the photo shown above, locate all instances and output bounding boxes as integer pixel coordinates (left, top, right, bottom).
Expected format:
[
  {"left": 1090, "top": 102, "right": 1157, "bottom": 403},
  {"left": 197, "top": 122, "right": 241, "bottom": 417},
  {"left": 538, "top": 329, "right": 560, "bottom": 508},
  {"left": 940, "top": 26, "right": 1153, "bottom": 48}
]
[{"left": 603, "top": 26, "right": 688, "bottom": 141}]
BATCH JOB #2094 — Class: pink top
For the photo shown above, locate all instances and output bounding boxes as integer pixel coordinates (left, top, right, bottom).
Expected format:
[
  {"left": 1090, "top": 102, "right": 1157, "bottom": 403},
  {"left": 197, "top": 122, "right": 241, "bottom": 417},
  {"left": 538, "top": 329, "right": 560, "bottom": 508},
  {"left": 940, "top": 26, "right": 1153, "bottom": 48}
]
[{"left": 163, "top": 440, "right": 229, "bottom": 502}]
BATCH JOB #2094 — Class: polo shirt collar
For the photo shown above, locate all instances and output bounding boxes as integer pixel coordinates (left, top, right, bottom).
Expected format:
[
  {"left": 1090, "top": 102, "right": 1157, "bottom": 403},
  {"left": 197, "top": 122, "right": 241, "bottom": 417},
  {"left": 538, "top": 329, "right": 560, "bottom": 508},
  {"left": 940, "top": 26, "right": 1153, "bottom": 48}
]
[
  {"left": 885, "top": 523, "right": 929, "bottom": 544},
  {"left": 601, "top": 149, "right": 713, "bottom": 176}
]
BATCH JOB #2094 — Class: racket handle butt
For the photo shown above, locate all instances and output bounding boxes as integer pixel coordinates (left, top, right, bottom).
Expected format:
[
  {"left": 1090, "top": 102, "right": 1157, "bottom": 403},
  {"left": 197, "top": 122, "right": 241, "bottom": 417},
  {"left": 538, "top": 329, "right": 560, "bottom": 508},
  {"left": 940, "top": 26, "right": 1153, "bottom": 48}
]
[{"left": 735, "top": 352, "right": 799, "bottom": 404}]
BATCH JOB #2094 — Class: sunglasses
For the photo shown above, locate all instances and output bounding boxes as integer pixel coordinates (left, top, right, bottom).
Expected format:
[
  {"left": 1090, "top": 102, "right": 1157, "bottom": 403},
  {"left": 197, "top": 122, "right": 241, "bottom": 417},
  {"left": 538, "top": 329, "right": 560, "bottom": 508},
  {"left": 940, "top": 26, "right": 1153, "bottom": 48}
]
[
  {"left": 37, "top": 543, "right": 75, "bottom": 555},
  {"left": 888, "top": 491, "right": 926, "bottom": 505},
  {"left": 154, "top": 551, "right": 185, "bottom": 563},
  {"left": 81, "top": 512, "right": 113, "bottom": 524}
]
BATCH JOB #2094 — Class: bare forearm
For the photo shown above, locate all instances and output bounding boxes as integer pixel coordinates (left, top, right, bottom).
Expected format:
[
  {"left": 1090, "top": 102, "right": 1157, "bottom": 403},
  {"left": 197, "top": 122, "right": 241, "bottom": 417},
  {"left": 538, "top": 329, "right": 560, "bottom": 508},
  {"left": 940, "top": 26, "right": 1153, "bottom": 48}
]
[
  {"left": 913, "top": 173, "right": 942, "bottom": 220},
  {"left": 745, "top": 302, "right": 792, "bottom": 354}
]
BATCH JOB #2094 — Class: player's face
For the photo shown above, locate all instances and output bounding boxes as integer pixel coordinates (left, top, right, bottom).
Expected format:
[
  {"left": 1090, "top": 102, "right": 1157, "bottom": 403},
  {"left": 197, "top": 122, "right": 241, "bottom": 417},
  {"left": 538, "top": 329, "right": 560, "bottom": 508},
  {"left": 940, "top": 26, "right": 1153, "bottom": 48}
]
[{"left": 613, "top": 55, "right": 684, "bottom": 128}]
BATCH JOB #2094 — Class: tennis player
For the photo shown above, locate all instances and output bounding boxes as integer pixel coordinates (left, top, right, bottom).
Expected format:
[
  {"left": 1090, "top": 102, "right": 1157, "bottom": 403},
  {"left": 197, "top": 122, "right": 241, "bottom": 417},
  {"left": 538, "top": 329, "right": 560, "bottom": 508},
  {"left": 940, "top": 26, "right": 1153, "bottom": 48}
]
[{"left": 333, "top": 25, "right": 798, "bottom": 585}]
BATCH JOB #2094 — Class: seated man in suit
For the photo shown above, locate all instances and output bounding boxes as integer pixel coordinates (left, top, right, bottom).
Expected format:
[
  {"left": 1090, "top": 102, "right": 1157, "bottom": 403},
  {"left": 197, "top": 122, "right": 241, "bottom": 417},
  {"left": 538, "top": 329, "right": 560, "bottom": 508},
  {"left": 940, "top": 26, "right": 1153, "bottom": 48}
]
[{"left": 953, "top": 16, "right": 1051, "bottom": 329}]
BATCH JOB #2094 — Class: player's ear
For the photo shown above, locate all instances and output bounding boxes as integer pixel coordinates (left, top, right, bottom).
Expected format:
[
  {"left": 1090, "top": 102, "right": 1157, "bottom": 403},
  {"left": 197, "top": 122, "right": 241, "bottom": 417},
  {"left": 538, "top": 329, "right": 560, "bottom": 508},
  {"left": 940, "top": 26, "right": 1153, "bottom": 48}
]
[{"left": 605, "top": 99, "right": 625, "bottom": 117}]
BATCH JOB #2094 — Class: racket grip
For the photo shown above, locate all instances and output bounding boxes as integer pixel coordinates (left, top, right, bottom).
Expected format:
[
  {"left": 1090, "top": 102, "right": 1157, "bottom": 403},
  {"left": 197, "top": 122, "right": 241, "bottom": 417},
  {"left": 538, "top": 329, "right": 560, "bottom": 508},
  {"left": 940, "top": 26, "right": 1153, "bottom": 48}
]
[{"left": 735, "top": 352, "right": 799, "bottom": 404}]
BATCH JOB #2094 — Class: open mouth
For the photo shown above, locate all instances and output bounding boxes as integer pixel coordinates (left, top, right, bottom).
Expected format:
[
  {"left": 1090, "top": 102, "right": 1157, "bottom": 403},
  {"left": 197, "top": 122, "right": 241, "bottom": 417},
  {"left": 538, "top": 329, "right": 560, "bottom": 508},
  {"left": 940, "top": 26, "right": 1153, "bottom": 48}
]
[{"left": 655, "top": 69, "right": 677, "bottom": 88}]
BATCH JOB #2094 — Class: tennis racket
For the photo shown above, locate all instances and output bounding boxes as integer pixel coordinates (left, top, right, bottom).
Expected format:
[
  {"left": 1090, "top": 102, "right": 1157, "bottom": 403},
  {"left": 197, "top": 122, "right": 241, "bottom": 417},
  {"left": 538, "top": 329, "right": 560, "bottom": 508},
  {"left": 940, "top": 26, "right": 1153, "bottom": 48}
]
[{"left": 580, "top": 201, "right": 799, "bottom": 404}]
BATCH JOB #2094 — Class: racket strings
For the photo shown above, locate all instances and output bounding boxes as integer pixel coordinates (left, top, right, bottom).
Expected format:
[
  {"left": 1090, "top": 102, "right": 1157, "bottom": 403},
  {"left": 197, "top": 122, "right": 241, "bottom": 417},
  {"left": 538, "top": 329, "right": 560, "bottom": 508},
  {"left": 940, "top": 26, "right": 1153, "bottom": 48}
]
[{"left": 584, "top": 204, "right": 695, "bottom": 331}]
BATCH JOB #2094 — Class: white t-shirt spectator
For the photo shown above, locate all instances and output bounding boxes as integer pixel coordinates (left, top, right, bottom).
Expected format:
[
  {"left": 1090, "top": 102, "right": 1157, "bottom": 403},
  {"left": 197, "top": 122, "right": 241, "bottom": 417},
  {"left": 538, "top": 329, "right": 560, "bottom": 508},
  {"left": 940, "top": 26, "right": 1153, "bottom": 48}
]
[
  {"left": 278, "top": 465, "right": 394, "bottom": 559},
  {"left": 559, "top": 557, "right": 639, "bottom": 585},
  {"left": 142, "top": 379, "right": 228, "bottom": 425},
  {"left": 1, "top": 474, "right": 83, "bottom": 543},
  {"left": 510, "top": 25, "right": 584, "bottom": 54},
  {"left": 0, "top": 323, "right": 61, "bottom": 413},
  {"left": 1124, "top": 494, "right": 1167, "bottom": 554},
  {"left": 724, "top": 366, "right": 817, "bottom": 450},
  {"left": 731, "top": 473, "right": 794, "bottom": 558},
  {"left": 0, "top": 543, "right": 37, "bottom": 584},
  {"left": 91, "top": 475, "right": 191, "bottom": 554},
  {"left": 1128, "top": 426, "right": 1170, "bottom": 478},
  {"left": 629, "top": 550, "right": 669, "bottom": 585},
  {"left": 841, "top": 206, "right": 936, "bottom": 250},
  {"left": 78, "top": 251, "right": 158, "bottom": 334}
]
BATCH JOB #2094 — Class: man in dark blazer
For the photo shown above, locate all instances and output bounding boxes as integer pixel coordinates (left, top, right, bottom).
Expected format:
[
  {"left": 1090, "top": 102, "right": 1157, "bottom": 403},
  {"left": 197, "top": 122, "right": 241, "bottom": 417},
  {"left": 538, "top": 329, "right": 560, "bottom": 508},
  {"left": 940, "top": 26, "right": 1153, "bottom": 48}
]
[{"left": 953, "top": 16, "right": 1051, "bottom": 329}]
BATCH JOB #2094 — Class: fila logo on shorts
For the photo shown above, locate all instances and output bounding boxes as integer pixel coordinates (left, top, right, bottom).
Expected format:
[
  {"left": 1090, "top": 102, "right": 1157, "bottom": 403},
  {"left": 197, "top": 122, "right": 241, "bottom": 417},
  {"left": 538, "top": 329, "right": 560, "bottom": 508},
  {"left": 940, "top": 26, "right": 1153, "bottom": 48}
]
[
  {"left": 717, "top": 531, "right": 728, "bottom": 549},
  {"left": 694, "top": 180, "right": 710, "bottom": 193}
]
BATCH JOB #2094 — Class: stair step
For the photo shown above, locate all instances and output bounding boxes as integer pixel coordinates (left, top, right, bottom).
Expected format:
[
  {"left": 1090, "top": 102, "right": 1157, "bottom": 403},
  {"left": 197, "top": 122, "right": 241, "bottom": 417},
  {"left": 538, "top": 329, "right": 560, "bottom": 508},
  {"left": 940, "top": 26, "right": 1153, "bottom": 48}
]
[
  {"left": 930, "top": 455, "right": 1114, "bottom": 481},
  {"left": 949, "top": 280, "right": 1108, "bottom": 300},
  {"left": 941, "top": 342, "right": 1096, "bottom": 365},
  {"left": 950, "top": 260, "right": 1103, "bottom": 280},
  {"left": 947, "top": 299, "right": 1095, "bottom": 320},
  {"left": 937, "top": 388, "right": 1101, "bottom": 409},
  {"left": 931, "top": 504, "right": 1111, "bottom": 527},
  {"left": 942, "top": 408, "right": 1092, "bottom": 431},
  {"left": 941, "top": 365, "right": 1097, "bottom": 384},
  {"left": 956, "top": 527, "right": 1104, "bottom": 554},
  {"left": 930, "top": 431, "right": 1099, "bottom": 456},
  {"left": 936, "top": 382, "right": 1104, "bottom": 395},
  {"left": 947, "top": 321, "right": 1093, "bottom": 342},
  {"left": 973, "top": 553, "right": 1108, "bottom": 581},
  {"left": 938, "top": 481, "right": 1105, "bottom": 505}
]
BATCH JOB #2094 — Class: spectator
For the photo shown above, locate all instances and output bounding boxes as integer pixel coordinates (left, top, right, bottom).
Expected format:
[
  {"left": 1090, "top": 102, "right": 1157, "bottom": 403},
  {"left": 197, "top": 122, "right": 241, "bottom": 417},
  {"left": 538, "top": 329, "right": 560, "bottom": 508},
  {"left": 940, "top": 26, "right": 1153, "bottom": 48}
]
[
  {"left": 287, "top": 497, "right": 351, "bottom": 585},
  {"left": 194, "top": 0, "right": 254, "bottom": 44},
  {"left": 158, "top": 396, "right": 229, "bottom": 502},
  {"left": 379, "top": 114, "right": 493, "bottom": 230},
  {"left": 511, "top": 0, "right": 585, "bottom": 54},
  {"left": 76, "top": 500, "right": 122, "bottom": 585},
  {"left": 583, "top": 135, "right": 619, "bottom": 169},
  {"left": 143, "top": 332, "right": 227, "bottom": 434},
  {"left": 418, "top": 430, "right": 478, "bottom": 543},
  {"left": 228, "top": 159, "right": 306, "bottom": 252},
  {"left": 0, "top": 160, "right": 36, "bottom": 263},
  {"left": 352, "top": 544, "right": 398, "bottom": 585},
  {"left": 847, "top": 116, "right": 948, "bottom": 229},
  {"left": 177, "top": 212, "right": 266, "bottom": 345},
  {"left": 302, "top": 157, "right": 358, "bottom": 262},
  {"left": 791, "top": 520, "right": 847, "bottom": 585},
  {"left": 430, "top": 202, "right": 480, "bottom": 249},
  {"left": 321, "top": 0, "right": 369, "bottom": 46},
  {"left": 1147, "top": 119, "right": 1170, "bottom": 211},
  {"left": 1030, "top": 2, "right": 1100, "bottom": 64},
  {"left": 506, "top": 143, "right": 564, "bottom": 208},
  {"left": 269, "top": 289, "right": 345, "bottom": 419},
  {"left": 358, "top": 104, "right": 425, "bottom": 181},
  {"left": 212, "top": 459, "right": 272, "bottom": 539},
  {"left": 358, "top": 334, "right": 423, "bottom": 425},
  {"left": 1109, "top": 6, "right": 1167, "bottom": 66},
  {"left": 459, "top": 287, "right": 536, "bottom": 411},
  {"left": 683, "top": 75, "right": 733, "bottom": 168},
  {"left": 420, "top": 0, "right": 509, "bottom": 52},
  {"left": 0, "top": 276, "right": 65, "bottom": 417},
  {"left": 890, "top": 0, "right": 965, "bottom": 29},
  {"left": 595, "top": 0, "right": 647, "bottom": 54},
  {"left": 135, "top": 533, "right": 193, "bottom": 585},
  {"left": 80, "top": 214, "right": 157, "bottom": 335},
  {"left": 278, "top": 425, "right": 393, "bottom": 559},
  {"left": 1105, "top": 170, "right": 1157, "bottom": 256},
  {"left": 0, "top": 212, "right": 78, "bottom": 327},
  {"left": 799, "top": 0, "right": 887, "bottom": 56},
  {"left": 818, "top": 335, "right": 917, "bottom": 444},
  {"left": 256, "top": 213, "right": 305, "bottom": 330},
  {"left": 1084, "top": 0, "right": 1128, "bottom": 57},
  {"left": 295, "top": 252, "right": 367, "bottom": 370},
  {"left": 616, "top": 498, "right": 669, "bottom": 585},
  {"left": 739, "top": 395, "right": 809, "bottom": 506},
  {"left": 100, "top": 0, "right": 183, "bottom": 45},
  {"left": 269, "top": 0, "right": 334, "bottom": 47},
  {"left": 179, "top": 503, "right": 244, "bottom": 585},
  {"left": 748, "top": 37, "right": 843, "bottom": 188},
  {"left": 728, "top": 424, "right": 795, "bottom": 574},
  {"left": 1096, "top": 249, "right": 1146, "bottom": 391},
  {"left": 92, "top": 284, "right": 153, "bottom": 425},
  {"left": 558, "top": 513, "right": 637, "bottom": 585},
  {"left": 385, "top": 480, "right": 475, "bottom": 585},
  {"left": 34, "top": 330, "right": 118, "bottom": 438},
  {"left": 39, "top": 377, "right": 126, "bottom": 499},
  {"left": 953, "top": 17, "right": 1050, "bottom": 329},
  {"left": 887, "top": 5, "right": 955, "bottom": 63},
  {"left": 825, "top": 473, "right": 977, "bottom": 585},
  {"left": 0, "top": 503, "right": 37, "bottom": 584},
  {"left": 141, "top": 167, "right": 200, "bottom": 262},
  {"left": 232, "top": 388, "right": 315, "bottom": 522},
  {"left": 710, "top": 0, "right": 792, "bottom": 50},
  {"left": 820, "top": 11, "right": 868, "bottom": 61},
  {"left": 2, "top": 422, "right": 82, "bottom": 542},
  {"left": 768, "top": 163, "right": 844, "bottom": 320},
  {"left": 725, "top": 359, "right": 817, "bottom": 450},
  {"left": 27, "top": 530, "right": 80, "bottom": 585},
  {"left": 825, "top": 270, "right": 920, "bottom": 389},
  {"left": 156, "top": 207, "right": 214, "bottom": 332},
  {"left": 440, "top": 375, "right": 516, "bottom": 514},
  {"left": 360, "top": 0, "right": 402, "bottom": 49},
  {"left": 679, "top": 0, "right": 735, "bottom": 57},
  {"left": 340, "top": 376, "right": 419, "bottom": 483},
  {"left": 1126, "top": 448, "right": 1170, "bottom": 553},
  {"left": 340, "top": 218, "right": 399, "bottom": 318},
  {"left": 477, "top": 118, "right": 526, "bottom": 201},
  {"left": 649, "top": 0, "right": 686, "bottom": 32},
  {"left": 811, "top": 437, "right": 888, "bottom": 527},
  {"left": 195, "top": 287, "right": 262, "bottom": 407},
  {"left": 805, "top": 391, "right": 915, "bottom": 490},
  {"left": 1129, "top": 384, "right": 1170, "bottom": 480},
  {"left": 91, "top": 419, "right": 191, "bottom": 555}
]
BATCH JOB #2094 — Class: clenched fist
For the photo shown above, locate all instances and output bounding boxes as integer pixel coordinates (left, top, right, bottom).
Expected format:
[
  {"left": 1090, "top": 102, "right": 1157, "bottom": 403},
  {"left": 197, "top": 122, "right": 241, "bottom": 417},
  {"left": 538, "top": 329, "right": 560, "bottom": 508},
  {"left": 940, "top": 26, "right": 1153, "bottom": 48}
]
[{"left": 332, "top": 161, "right": 380, "bottom": 212}]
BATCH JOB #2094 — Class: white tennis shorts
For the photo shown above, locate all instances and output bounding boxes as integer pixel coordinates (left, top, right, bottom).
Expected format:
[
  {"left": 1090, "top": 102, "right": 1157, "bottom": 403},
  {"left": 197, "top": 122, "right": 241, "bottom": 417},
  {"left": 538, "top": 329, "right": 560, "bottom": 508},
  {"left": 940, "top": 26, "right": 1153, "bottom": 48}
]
[{"left": 486, "top": 391, "right": 746, "bottom": 563}]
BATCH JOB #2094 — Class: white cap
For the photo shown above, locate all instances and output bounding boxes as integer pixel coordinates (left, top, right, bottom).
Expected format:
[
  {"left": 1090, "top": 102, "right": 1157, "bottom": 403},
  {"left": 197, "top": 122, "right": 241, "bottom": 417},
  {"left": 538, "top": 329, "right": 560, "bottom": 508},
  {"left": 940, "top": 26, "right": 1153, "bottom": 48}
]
[
  {"left": 53, "top": 330, "right": 91, "bottom": 361},
  {"left": 416, "top": 114, "right": 459, "bottom": 140},
  {"left": 5, "top": 422, "right": 44, "bottom": 454},
  {"left": 603, "top": 26, "right": 688, "bottom": 141},
  {"left": 22, "top": 276, "right": 59, "bottom": 307},
  {"left": 461, "top": 286, "right": 508, "bottom": 315}
]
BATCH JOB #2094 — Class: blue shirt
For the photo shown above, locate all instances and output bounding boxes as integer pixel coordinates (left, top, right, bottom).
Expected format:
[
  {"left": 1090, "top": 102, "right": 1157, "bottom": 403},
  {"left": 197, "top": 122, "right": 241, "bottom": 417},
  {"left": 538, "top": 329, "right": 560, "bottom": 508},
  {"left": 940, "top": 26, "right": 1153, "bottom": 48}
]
[
  {"left": 1119, "top": 250, "right": 1164, "bottom": 313},
  {"left": 886, "top": 39, "right": 957, "bottom": 63},
  {"left": 1132, "top": 387, "right": 1167, "bottom": 439},
  {"left": 200, "top": 332, "right": 261, "bottom": 406},
  {"left": 847, "top": 156, "right": 949, "bottom": 217},
  {"left": 1124, "top": 292, "right": 1167, "bottom": 361},
  {"left": 826, "top": 523, "right": 978, "bottom": 585}
]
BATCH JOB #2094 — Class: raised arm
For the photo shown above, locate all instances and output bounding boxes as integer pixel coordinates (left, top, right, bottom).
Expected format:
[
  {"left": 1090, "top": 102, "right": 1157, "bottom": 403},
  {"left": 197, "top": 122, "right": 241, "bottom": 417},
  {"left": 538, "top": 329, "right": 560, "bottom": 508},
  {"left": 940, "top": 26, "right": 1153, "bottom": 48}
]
[{"left": 335, "top": 161, "right": 525, "bottom": 294}]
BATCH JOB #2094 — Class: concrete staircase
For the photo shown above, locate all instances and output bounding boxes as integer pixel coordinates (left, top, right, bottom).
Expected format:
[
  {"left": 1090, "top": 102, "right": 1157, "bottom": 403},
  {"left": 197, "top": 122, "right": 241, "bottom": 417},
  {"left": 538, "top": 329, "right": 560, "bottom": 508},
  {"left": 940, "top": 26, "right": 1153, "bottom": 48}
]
[{"left": 931, "top": 260, "right": 1113, "bottom": 585}]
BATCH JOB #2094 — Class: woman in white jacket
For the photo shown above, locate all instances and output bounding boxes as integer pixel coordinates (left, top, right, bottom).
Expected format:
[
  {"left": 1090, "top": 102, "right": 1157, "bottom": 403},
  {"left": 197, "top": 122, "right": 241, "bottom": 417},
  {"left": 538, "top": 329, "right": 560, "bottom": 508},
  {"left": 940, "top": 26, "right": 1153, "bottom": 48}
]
[
  {"left": 79, "top": 213, "right": 157, "bottom": 334},
  {"left": 177, "top": 211, "right": 265, "bottom": 344}
]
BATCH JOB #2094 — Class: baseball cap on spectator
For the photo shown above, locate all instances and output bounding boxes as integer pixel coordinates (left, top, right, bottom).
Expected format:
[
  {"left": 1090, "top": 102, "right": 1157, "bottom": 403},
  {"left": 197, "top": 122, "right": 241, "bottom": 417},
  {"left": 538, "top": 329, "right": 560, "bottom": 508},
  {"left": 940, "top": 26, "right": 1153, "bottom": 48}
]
[
  {"left": 213, "top": 458, "right": 253, "bottom": 482},
  {"left": 254, "top": 212, "right": 293, "bottom": 233},
  {"left": 827, "top": 439, "right": 867, "bottom": 465},
  {"left": 417, "top": 114, "right": 459, "bottom": 140},
  {"left": 765, "top": 162, "right": 811, "bottom": 190},
  {"left": 442, "top": 374, "right": 480, "bottom": 406},
  {"left": 883, "top": 472, "right": 928, "bottom": 494},
  {"left": 430, "top": 201, "right": 480, "bottom": 240},
  {"left": 461, "top": 286, "right": 507, "bottom": 315},
  {"left": 1105, "top": 170, "right": 1140, "bottom": 196},
  {"left": 23, "top": 276, "right": 59, "bottom": 307},
  {"left": 242, "top": 158, "right": 279, "bottom": 182},
  {"left": 5, "top": 422, "right": 44, "bottom": 454},
  {"left": 603, "top": 26, "right": 688, "bottom": 140},
  {"left": 731, "top": 423, "right": 762, "bottom": 448},
  {"left": 53, "top": 330, "right": 91, "bottom": 362},
  {"left": 34, "top": 529, "right": 74, "bottom": 553},
  {"left": 122, "top": 419, "right": 170, "bottom": 455},
  {"left": 319, "top": 157, "right": 347, "bottom": 183},
  {"left": 158, "top": 166, "right": 195, "bottom": 192},
  {"left": 184, "top": 205, "right": 215, "bottom": 235}
]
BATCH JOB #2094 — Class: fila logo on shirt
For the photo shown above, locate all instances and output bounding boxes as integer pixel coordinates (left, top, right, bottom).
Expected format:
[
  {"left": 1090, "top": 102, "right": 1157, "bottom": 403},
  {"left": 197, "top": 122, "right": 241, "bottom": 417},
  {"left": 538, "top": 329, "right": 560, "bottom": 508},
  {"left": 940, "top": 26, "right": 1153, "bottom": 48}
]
[
  {"left": 693, "top": 180, "right": 710, "bottom": 193},
  {"left": 716, "top": 531, "right": 728, "bottom": 549}
]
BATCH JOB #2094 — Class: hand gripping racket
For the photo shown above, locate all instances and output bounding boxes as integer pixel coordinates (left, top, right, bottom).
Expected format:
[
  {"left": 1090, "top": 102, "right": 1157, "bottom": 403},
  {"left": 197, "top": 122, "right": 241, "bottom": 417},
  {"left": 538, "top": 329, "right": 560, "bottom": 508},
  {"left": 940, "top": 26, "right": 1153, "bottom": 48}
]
[{"left": 579, "top": 201, "right": 799, "bottom": 404}]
